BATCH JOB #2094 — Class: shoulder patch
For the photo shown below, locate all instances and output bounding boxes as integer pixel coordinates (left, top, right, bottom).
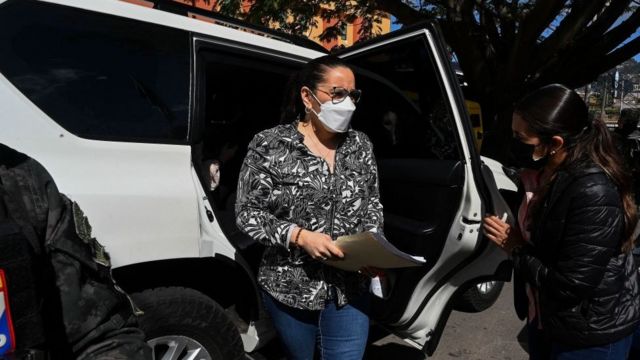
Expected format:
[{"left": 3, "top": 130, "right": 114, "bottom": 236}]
[
  {"left": 72, "top": 202, "right": 92, "bottom": 243},
  {"left": 91, "top": 239, "right": 111, "bottom": 267}
]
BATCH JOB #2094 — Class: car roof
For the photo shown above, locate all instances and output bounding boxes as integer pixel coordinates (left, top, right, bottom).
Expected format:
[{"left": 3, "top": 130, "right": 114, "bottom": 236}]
[{"left": 37, "top": 0, "right": 326, "bottom": 60}]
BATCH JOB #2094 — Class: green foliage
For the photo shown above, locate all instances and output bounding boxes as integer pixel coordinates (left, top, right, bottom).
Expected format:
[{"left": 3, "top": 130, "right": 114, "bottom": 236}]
[
  {"left": 216, "top": 0, "right": 390, "bottom": 44},
  {"left": 215, "top": 1, "right": 640, "bottom": 87}
]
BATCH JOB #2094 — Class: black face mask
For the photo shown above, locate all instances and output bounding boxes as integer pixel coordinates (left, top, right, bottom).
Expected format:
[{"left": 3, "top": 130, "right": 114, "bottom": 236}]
[{"left": 510, "top": 138, "right": 548, "bottom": 170}]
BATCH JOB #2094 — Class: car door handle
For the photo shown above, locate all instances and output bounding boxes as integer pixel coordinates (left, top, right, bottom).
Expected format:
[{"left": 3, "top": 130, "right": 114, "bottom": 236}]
[{"left": 461, "top": 217, "right": 481, "bottom": 225}]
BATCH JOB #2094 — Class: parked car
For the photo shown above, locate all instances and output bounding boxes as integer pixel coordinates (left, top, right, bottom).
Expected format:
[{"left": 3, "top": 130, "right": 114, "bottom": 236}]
[{"left": 0, "top": 0, "right": 518, "bottom": 358}]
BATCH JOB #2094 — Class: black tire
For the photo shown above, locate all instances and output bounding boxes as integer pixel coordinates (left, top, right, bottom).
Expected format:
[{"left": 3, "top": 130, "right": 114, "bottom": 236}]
[
  {"left": 453, "top": 281, "right": 504, "bottom": 313},
  {"left": 132, "top": 287, "right": 245, "bottom": 360}
]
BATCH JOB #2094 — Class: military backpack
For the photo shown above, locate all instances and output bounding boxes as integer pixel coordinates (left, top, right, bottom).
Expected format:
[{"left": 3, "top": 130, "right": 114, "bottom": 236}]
[{"left": 0, "top": 170, "right": 48, "bottom": 359}]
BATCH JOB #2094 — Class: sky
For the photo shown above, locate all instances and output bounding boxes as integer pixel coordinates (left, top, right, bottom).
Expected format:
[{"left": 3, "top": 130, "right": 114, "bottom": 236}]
[
  {"left": 389, "top": 9, "right": 640, "bottom": 62},
  {"left": 618, "top": 18, "right": 640, "bottom": 61},
  {"left": 391, "top": 18, "right": 402, "bottom": 32}
]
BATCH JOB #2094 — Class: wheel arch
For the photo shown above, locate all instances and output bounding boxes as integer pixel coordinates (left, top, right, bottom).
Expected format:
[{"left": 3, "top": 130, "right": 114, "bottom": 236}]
[{"left": 112, "top": 255, "right": 260, "bottom": 323}]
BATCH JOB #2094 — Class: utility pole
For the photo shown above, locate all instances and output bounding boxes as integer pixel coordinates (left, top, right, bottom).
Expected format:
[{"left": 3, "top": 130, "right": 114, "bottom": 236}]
[
  {"left": 614, "top": 69, "right": 619, "bottom": 99},
  {"left": 601, "top": 77, "right": 607, "bottom": 119},
  {"left": 620, "top": 79, "right": 625, "bottom": 113},
  {"left": 583, "top": 84, "right": 589, "bottom": 102}
]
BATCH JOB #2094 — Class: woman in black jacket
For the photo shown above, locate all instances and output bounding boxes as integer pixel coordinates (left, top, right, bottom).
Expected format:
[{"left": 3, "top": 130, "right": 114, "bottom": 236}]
[{"left": 483, "top": 84, "right": 640, "bottom": 359}]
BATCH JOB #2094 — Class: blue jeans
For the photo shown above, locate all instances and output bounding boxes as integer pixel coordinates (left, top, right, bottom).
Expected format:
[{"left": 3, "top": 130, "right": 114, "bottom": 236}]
[
  {"left": 261, "top": 290, "right": 370, "bottom": 360},
  {"left": 550, "top": 334, "right": 633, "bottom": 360}
]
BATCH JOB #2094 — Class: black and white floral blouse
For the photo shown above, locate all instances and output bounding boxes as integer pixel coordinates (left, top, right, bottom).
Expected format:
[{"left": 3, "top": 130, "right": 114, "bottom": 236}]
[{"left": 235, "top": 121, "right": 384, "bottom": 310}]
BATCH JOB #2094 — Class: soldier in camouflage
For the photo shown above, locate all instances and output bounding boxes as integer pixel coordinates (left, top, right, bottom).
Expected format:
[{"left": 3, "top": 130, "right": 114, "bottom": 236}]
[{"left": 0, "top": 143, "right": 151, "bottom": 359}]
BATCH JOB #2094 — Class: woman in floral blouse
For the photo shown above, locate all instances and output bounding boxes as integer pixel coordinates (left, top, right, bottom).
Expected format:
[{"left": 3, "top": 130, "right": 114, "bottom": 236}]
[{"left": 235, "top": 55, "right": 383, "bottom": 359}]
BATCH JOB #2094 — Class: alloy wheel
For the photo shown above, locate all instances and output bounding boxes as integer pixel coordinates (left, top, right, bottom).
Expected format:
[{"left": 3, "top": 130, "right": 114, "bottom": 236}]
[
  {"left": 148, "top": 335, "right": 213, "bottom": 360},
  {"left": 476, "top": 281, "right": 496, "bottom": 295}
]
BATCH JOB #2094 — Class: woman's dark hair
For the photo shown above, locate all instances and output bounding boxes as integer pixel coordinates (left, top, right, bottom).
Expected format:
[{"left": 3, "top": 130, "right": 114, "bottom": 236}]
[
  {"left": 280, "top": 55, "right": 352, "bottom": 123},
  {"left": 515, "top": 83, "right": 638, "bottom": 252}
]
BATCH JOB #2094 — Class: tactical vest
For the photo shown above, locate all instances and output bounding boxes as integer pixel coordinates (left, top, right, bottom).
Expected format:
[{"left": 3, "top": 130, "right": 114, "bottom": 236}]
[{"left": 0, "top": 172, "right": 47, "bottom": 358}]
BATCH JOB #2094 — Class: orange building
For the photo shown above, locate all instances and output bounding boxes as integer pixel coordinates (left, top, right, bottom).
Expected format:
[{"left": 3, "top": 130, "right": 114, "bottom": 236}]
[
  {"left": 309, "top": 13, "right": 392, "bottom": 49},
  {"left": 122, "top": 0, "right": 391, "bottom": 50}
]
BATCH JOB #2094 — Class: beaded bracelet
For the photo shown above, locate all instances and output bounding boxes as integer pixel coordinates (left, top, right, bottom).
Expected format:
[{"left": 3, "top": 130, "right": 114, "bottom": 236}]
[{"left": 293, "top": 228, "right": 303, "bottom": 247}]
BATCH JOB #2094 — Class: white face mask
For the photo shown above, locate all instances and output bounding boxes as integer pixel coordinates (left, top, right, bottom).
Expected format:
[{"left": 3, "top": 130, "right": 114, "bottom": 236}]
[{"left": 309, "top": 92, "right": 356, "bottom": 133}]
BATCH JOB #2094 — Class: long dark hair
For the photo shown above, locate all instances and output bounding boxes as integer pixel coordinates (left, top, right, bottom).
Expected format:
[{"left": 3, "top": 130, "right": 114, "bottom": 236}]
[
  {"left": 515, "top": 84, "right": 638, "bottom": 252},
  {"left": 280, "top": 55, "right": 351, "bottom": 123}
]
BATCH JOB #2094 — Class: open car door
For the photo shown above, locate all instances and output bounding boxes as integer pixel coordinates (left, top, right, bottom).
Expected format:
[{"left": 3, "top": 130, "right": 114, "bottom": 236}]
[{"left": 337, "top": 22, "right": 515, "bottom": 355}]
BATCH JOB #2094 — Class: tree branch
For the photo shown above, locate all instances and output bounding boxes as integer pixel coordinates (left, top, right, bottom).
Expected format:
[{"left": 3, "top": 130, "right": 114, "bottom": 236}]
[
  {"left": 495, "top": 0, "right": 517, "bottom": 47},
  {"left": 591, "top": 36, "right": 640, "bottom": 80},
  {"left": 373, "top": 0, "right": 425, "bottom": 25},
  {"left": 439, "top": 20, "right": 493, "bottom": 100},
  {"left": 590, "top": 7, "right": 640, "bottom": 56},
  {"left": 480, "top": 3, "right": 501, "bottom": 50},
  {"left": 531, "top": 0, "right": 636, "bottom": 89},
  {"left": 581, "top": 0, "right": 632, "bottom": 41},
  {"left": 515, "top": 0, "right": 567, "bottom": 47},
  {"left": 438, "top": 1, "right": 503, "bottom": 100},
  {"left": 548, "top": 35, "right": 640, "bottom": 89},
  {"left": 506, "top": 0, "right": 567, "bottom": 87},
  {"left": 459, "top": 0, "right": 477, "bottom": 26},
  {"left": 535, "top": 0, "right": 608, "bottom": 64}
]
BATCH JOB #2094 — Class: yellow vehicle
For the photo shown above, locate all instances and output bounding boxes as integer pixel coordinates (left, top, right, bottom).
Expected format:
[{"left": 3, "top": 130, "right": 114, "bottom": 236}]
[{"left": 465, "top": 100, "right": 483, "bottom": 151}]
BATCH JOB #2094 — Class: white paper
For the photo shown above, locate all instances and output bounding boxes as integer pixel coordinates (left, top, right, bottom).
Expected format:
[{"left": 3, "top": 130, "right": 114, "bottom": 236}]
[{"left": 323, "top": 232, "right": 426, "bottom": 272}]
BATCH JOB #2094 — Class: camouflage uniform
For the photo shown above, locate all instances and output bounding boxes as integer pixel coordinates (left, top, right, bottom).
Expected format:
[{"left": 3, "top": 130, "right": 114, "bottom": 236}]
[{"left": 0, "top": 144, "right": 151, "bottom": 359}]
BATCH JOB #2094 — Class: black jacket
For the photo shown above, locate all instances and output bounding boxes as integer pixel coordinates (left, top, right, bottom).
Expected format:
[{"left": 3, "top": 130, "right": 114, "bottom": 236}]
[
  {"left": 513, "top": 163, "right": 640, "bottom": 347},
  {"left": 0, "top": 144, "right": 151, "bottom": 359}
]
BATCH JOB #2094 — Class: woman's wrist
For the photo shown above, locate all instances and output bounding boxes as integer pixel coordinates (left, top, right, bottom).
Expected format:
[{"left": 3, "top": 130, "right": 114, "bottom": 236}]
[{"left": 292, "top": 227, "right": 305, "bottom": 247}]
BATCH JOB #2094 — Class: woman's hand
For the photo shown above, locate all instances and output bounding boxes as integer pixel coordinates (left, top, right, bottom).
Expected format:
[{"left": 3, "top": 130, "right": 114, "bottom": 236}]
[
  {"left": 296, "top": 229, "right": 344, "bottom": 261},
  {"left": 483, "top": 215, "right": 525, "bottom": 254}
]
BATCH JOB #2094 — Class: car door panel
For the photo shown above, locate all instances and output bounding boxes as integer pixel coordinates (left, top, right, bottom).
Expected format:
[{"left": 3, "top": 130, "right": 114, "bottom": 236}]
[
  {"left": 340, "top": 23, "right": 510, "bottom": 353},
  {"left": 378, "top": 159, "right": 463, "bottom": 263}
]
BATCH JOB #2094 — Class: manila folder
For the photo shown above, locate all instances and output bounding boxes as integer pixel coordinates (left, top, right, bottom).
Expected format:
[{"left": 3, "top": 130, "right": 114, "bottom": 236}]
[{"left": 323, "top": 232, "right": 426, "bottom": 272}]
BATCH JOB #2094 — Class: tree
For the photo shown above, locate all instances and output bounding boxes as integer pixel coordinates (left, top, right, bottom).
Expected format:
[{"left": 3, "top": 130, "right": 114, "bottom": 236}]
[{"left": 215, "top": 0, "right": 640, "bottom": 158}]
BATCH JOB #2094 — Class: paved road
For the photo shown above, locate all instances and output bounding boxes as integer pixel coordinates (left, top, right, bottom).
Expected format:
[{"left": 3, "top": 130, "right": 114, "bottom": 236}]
[{"left": 365, "top": 281, "right": 529, "bottom": 359}]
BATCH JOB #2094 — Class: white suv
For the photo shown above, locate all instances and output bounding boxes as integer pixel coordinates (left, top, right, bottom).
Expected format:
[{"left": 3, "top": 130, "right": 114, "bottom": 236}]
[{"left": 0, "top": 0, "right": 518, "bottom": 358}]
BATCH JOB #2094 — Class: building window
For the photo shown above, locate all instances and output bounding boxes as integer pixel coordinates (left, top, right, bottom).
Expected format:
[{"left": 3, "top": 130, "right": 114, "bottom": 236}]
[{"left": 340, "top": 23, "right": 348, "bottom": 41}]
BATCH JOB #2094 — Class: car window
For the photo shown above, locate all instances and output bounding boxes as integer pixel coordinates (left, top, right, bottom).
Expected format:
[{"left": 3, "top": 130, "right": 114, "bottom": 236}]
[
  {"left": 348, "top": 37, "right": 461, "bottom": 160},
  {"left": 192, "top": 45, "right": 300, "bottom": 247},
  {"left": 197, "top": 48, "right": 298, "bottom": 161},
  {"left": 0, "top": 1, "right": 190, "bottom": 143}
]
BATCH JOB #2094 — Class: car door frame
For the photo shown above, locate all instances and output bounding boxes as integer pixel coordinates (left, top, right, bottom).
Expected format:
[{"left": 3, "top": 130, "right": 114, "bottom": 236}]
[{"left": 336, "top": 21, "right": 511, "bottom": 354}]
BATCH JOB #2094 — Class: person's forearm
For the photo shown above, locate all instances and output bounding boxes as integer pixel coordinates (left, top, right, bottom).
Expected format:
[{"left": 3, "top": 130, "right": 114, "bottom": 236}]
[{"left": 236, "top": 207, "right": 295, "bottom": 249}]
